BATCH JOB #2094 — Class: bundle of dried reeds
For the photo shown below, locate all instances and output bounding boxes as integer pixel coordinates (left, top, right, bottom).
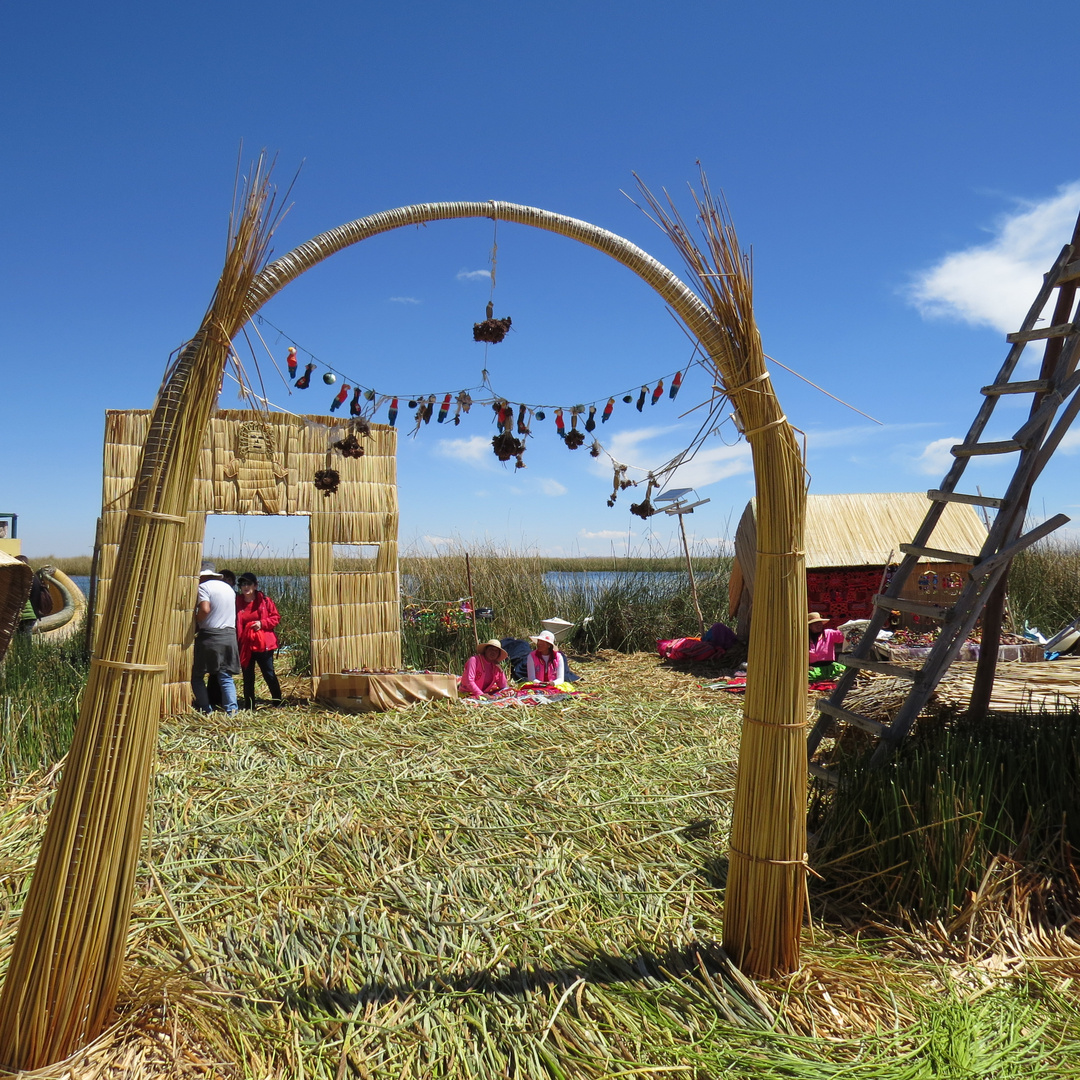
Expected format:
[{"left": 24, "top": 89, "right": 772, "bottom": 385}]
[
  {"left": 637, "top": 173, "right": 807, "bottom": 977},
  {"left": 0, "top": 550, "right": 33, "bottom": 665},
  {"left": 0, "top": 158, "right": 282, "bottom": 1071}
]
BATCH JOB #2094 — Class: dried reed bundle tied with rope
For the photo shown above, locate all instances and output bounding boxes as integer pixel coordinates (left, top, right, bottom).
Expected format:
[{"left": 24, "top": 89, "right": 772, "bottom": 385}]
[
  {"left": 0, "top": 158, "right": 282, "bottom": 1071},
  {"left": 637, "top": 172, "right": 807, "bottom": 978}
]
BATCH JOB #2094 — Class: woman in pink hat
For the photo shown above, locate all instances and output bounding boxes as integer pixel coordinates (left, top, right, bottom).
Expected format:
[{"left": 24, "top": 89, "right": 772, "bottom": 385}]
[
  {"left": 459, "top": 639, "right": 509, "bottom": 698},
  {"left": 527, "top": 629, "right": 565, "bottom": 685}
]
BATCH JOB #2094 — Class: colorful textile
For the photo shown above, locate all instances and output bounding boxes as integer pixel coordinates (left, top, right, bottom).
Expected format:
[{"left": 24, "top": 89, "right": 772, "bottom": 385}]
[
  {"left": 657, "top": 637, "right": 723, "bottom": 662},
  {"left": 458, "top": 683, "right": 586, "bottom": 707}
]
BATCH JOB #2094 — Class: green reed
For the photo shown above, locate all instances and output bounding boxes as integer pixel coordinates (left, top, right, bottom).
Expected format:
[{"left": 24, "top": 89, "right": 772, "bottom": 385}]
[{"left": 809, "top": 707, "right": 1080, "bottom": 925}]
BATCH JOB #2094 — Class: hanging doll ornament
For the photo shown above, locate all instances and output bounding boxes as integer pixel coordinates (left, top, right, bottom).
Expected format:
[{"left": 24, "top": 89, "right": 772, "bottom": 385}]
[
  {"left": 589, "top": 438, "right": 602, "bottom": 458},
  {"left": 564, "top": 405, "right": 586, "bottom": 449},
  {"left": 636, "top": 386, "right": 648, "bottom": 412},
  {"left": 286, "top": 346, "right": 298, "bottom": 380},
  {"left": 295, "top": 363, "right": 316, "bottom": 390},
  {"left": 453, "top": 390, "right": 473, "bottom": 426},
  {"left": 387, "top": 397, "right": 399, "bottom": 427},
  {"left": 349, "top": 387, "right": 363, "bottom": 417},
  {"left": 651, "top": 380, "right": 664, "bottom": 405},
  {"left": 584, "top": 405, "right": 597, "bottom": 432},
  {"left": 602, "top": 397, "right": 615, "bottom": 423},
  {"left": 554, "top": 408, "right": 566, "bottom": 439},
  {"left": 329, "top": 384, "right": 350, "bottom": 412},
  {"left": 437, "top": 393, "right": 452, "bottom": 423},
  {"left": 516, "top": 403, "right": 531, "bottom": 436},
  {"left": 607, "top": 463, "right": 629, "bottom": 507},
  {"left": 423, "top": 395, "right": 436, "bottom": 424},
  {"left": 473, "top": 299, "right": 513, "bottom": 344},
  {"left": 669, "top": 370, "right": 683, "bottom": 399}
]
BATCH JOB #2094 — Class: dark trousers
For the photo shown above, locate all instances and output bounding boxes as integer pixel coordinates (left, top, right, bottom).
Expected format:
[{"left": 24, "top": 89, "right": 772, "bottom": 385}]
[{"left": 242, "top": 650, "right": 282, "bottom": 708}]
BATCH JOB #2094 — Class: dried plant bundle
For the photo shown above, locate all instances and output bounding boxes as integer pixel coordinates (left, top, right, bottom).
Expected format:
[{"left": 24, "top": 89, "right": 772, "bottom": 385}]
[{"left": 635, "top": 172, "right": 808, "bottom": 978}]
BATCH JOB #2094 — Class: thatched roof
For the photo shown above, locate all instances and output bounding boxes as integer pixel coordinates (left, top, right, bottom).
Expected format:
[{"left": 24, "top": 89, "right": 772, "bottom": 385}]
[{"left": 735, "top": 492, "right": 988, "bottom": 592}]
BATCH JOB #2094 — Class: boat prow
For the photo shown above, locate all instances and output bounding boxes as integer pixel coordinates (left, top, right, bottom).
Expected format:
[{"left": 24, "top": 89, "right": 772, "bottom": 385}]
[{"left": 31, "top": 568, "right": 87, "bottom": 642}]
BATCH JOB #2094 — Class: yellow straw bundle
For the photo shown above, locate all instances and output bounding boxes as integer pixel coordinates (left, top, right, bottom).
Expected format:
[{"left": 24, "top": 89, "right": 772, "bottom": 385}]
[
  {"left": 0, "top": 159, "right": 281, "bottom": 1071},
  {"left": 637, "top": 174, "right": 807, "bottom": 977}
]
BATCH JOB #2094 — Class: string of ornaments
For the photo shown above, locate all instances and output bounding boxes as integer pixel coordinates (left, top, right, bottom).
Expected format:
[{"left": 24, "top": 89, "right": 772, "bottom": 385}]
[{"left": 262, "top": 307, "right": 693, "bottom": 509}]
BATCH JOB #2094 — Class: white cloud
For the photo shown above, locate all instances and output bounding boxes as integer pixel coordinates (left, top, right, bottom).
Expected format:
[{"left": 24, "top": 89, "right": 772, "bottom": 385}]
[
  {"left": 538, "top": 478, "right": 567, "bottom": 496},
  {"left": 388, "top": 295, "right": 421, "bottom": 304},
  {"left": 434, "top": 435, "right": 491, "bottom": 464},
  {"left": 1057, "top": 429, "right": 1080, "bottom": 455},
  {"left": 912, "top": 436, "right": 960, "bottom": 476},
  {"left": 662, "top": 442, "right": 753, "bottom": 489},
  {"left": 908, "top": 182, "right": 1080, "bottom": 334},
  {"left": 422, "top": 535, "right": 456, "bottom": 547},
  {"left": 456, "top": 268, "right": 491, "bottom": 282},
  {"left": 580, "top": 529, "right": 630, "bottom": 539}
]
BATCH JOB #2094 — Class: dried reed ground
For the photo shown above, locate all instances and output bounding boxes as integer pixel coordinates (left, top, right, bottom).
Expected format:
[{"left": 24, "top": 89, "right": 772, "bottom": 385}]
[{"left": 1, "top": 654, "right": 1078, "bottom": 1077}]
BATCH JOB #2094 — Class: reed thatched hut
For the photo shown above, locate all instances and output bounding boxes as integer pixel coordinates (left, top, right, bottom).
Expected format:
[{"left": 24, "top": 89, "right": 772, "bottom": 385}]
[
  {"left": 94, "top": 408, "right": 399, "bottom": 714},
  {"left": 728, "top": 492, "right": 988, "bottom": 638}
]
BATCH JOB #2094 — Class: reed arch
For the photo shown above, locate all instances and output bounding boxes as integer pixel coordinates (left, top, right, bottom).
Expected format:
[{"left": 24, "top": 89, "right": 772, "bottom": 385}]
[{"left": 247, "top": 201, "right": 808, "bottom": 979}]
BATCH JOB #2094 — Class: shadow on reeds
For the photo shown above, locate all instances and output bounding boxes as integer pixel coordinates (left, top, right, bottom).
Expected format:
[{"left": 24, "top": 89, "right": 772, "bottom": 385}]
[
  {"left": 272, "top": 939, "right": 773, "bottom": 1028},
  {"left": 808, "top": 705, "right": 1080, "bottom": 934}
]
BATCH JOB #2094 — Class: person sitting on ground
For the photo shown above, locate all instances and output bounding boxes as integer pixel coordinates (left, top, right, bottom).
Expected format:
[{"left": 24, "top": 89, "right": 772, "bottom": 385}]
[
  {"left": 527, "top": 629, "right": 565, "bottom": 685},
  {"left": 459, "top": 639, "right": 509, "bottom": 698},
  {"left": 191, "top": 561, "right": 240, "bottom": 715},
  {"left": 808, "top": 611, "right": 845, "bottom": 681},
  {"left": 235, "top": 572, "right": 283, "bottom": 709}
]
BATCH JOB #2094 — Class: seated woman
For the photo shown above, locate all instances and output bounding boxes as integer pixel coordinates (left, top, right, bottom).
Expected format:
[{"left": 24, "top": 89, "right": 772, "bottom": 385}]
[
  {"left": 527, "top": 630, "right": 565, "bottom": 685},
  {"left": 808, "top": 612, "right": 846, "bottom": 681},
  {"left": 459, "top": 639, "right": 509, "bottom": 698}
]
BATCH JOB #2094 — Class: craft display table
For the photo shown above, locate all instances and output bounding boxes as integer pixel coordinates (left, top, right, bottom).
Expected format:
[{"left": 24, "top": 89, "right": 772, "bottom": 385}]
[{"left": 316, "top": 671, "right": 459, "bottom": 713}]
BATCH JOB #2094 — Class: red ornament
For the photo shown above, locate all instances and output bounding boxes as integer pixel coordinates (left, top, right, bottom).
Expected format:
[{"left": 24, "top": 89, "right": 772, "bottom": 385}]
[
  {"left": 669, "top": 370, "right": 683, "bottom": 399},
  {"left": 438, "top": 393, "right": 452, "bottom": 423},
  {"left": 555, "top": 408, "right": 566, "bottom": 437},
  {"left": 602, "top": 397, "right": 615, "bottom": 423},
  {"left": 387, "top": 397, "right": 399, "bottom": 426},
  {"left": 287, "top": 346, "right": 298, "bottom": 379},
  {"left": 651, "top": 380, "right": 664, "bottom": 405},
  {"left": 330, "top": 384, "right": 350, "bottom": 412}
]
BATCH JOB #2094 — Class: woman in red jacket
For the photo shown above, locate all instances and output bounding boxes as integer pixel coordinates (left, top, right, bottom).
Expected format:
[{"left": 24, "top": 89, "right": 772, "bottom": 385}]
[{"left": 236, "top": 572, "right": 283, "bottom": 708}]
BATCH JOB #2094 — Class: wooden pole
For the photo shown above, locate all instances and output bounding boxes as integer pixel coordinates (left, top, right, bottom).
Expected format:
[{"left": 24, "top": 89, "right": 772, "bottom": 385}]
[
  {"left": 677, "top": 511, "right": 706, "bottom": 637},
  {"left": 465, "top": 552, "right": 479, "bottom": 649}
]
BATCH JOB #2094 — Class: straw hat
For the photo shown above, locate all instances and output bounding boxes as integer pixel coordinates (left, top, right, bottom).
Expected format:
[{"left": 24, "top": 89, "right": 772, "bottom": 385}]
[
  {"left": 199, "top": 560, "right": 223, "bottom": 579},
  {"left": 477, "top": 638, "right": 508, "bottom": 662},
  {"left": 530, "top": 630, "right": 557, "bottom": 649},
  {"left": 807, "top": 612, "right": 828, "bottom": 626}
]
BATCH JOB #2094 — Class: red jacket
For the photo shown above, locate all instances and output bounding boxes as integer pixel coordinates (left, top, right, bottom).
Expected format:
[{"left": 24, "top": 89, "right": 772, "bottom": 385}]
[{"left": 235, "top": 591, "right": 281, "bottom": 668}]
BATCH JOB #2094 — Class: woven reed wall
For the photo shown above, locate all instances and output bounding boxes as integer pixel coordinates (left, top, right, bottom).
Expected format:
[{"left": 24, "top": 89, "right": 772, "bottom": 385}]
[{"left": 97, "top": 409, "right": 399, "bottom": 713}]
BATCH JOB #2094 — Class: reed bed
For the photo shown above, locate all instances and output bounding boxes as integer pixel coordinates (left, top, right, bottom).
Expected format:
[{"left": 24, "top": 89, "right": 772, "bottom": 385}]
[{"left": 0, "top": 655, "right": 1076, "bottom": 1076}]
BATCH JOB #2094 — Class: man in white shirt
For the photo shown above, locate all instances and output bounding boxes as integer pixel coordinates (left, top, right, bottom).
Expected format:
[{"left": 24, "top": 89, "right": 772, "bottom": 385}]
[{"left": 191, "top": 561, "right": 240, "bottom": 714}]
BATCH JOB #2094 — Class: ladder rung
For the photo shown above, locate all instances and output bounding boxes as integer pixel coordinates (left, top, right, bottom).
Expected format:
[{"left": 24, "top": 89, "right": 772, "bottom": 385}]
[
  {"left": 1006, "top": 322, "right": 1075, "bottom": 344},
  {"left": 839, "top": 655, "right": 919, "bottom": 680},
  {"left": 899, "top": 542, "right": 980, "bottom": 564},
  {"left": 817, "top": 699, "right": 889, "bottom": 737},
  {"left": 873, "top": 594, "right": 952, "bottom": 621},
  {"left": 973, "top": 513, "right": 1071, "bottom": 578},
  {"left": 1054, "top": 259, "right": 1080, "bottom": 285},
  {"left": 952, "top": 439, "right": 1022, "bottom": 457},
  {"left": 809, "top": 762, "right": 838, "bottom": 785},
  {"left": 980, "top": 379, "right": 1053, "bottom": 396},
  {"left": 1011, "top": 368, "right": 1080, "bottom": 447},
  {"left": 927, "top": 489, "right": 1002, "bottom": 509}
]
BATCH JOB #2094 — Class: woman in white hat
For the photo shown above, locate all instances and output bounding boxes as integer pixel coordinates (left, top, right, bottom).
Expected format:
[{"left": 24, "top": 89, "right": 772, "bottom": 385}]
[
  {"left": 459, "top": 638, "right": 509, "bottom": 698},
  {"left": 527, "top": 629, "right": 565, "bottom": 685}
]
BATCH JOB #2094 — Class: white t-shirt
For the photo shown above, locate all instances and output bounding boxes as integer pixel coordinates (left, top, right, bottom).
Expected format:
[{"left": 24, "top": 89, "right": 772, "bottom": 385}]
[{"left": 197, "top": 577, "right": 236, "bottom": 630}]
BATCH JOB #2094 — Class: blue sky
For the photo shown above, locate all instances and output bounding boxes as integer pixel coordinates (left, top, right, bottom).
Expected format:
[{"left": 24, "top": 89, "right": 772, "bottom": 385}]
[{"left": 5, "top": 1, "right": 1080, "bottom": 560}]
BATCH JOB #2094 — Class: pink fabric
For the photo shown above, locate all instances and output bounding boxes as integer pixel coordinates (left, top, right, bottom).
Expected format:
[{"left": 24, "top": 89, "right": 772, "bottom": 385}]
[
  {"left": 527, "top": 649, "right": 564, "bottom": 683},
  {"left": 808, "top": 627, "right": 844, "bottom": 664},
  {"left": 657, "top": 638, "right": 722, "bottom": 662},
  {"left": 459, "top": 654, "right": 508, "bottom": 697},
  {"left": 236, "top": 592, "right": 281, "bottom": 669}
]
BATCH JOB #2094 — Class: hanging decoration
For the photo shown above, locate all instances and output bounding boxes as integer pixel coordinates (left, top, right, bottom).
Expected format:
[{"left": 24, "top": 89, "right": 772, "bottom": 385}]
[
  {"left": 387, "top": 398, "right": 399, "bottom": 426},
  {"left": 349, "top": 387, "right": 363, "bottom": 416},
  {"left": 636, "top": 386, "right": 647, "bottom": 412},
  {"left": 313, "top": 468, "right": 340, "bottom": 496},
  {"left": 437, "top": 393, "right": 452, "bottom": 423},
  {"left": 332, "top": 433, "right": 365, "bottom": 458},
  {"left": 651, "top": 379, "right": 664, "bottom": 405},
  {"left": 516, "top": 403, "right": 531, "bottom": 436},
  {"left": 602, "top": 398, "right": 615, "bottom": 423},
  {"left": 329, "top": 384, "right": 350, "bottom": 412},
  {"left": 473, "top": 300, "right": 513, "bottom": 343},
  {"left": 590, "top": 439, "right": 602, "bottom": 458},
  {"left": 323, "top": 371, "right": 337, "bottom": 385},
  {"left": 423, "top": 395, "right": 435, "bottom": 423},
  {"left": 287, "top": 346, "right": 298, "bottom": 380},
  {"left": 554, "top": 408, "right": 565, "bottom": 438},
  {"left": 607, "top": 463, "right": 630, "bottom": 507},
  {"left": 295, "top": 363, "right": 315, "bottom": 390},
  {"left": 669, "top": 370, "right": 683, "bottom": 399},
  {"left": 585, "top": 405, "right": 597, "bottom": 432}
]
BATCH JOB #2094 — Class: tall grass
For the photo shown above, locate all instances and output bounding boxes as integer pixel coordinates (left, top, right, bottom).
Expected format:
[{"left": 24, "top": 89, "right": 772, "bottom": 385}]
[
  {"left": 0, "top": 636, "right": 85, "bottom": 782},
  {"left": 1008, "top": 536, "right": 1080, "bottom": 635},
  {"left": 809, "top": 706, "right": 1080, "bottom": 926}
]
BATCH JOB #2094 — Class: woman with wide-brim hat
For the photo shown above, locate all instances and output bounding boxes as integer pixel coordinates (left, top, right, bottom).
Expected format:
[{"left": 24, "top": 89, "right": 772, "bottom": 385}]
[
  {"left": 527, "top": 629, "right": 565, "bottom": 685},
  {"left": 808, "top": 612, "right": 845, "bottom": 681},
  {"left": 459, "top": 638, "right": 509, "bottom": 698}
]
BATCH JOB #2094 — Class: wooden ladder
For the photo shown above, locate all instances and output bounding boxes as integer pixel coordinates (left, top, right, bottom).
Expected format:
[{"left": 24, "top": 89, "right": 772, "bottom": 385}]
[{"left": 807, "top": 235, "right": 1080, "bottom": 780}]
